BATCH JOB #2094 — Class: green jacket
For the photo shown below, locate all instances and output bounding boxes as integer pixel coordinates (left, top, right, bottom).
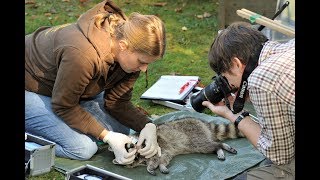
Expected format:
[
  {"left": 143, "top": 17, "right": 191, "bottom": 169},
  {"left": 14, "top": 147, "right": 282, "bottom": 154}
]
[{"left": 25, "top": 0, "right": 151, "bottom": 138}]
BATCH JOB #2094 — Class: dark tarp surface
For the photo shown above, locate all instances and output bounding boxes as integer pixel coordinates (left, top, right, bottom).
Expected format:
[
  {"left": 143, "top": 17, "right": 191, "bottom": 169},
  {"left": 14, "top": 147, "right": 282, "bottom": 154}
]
[{"left": 55, "top": 110, "right": 265, "bottom": 180}]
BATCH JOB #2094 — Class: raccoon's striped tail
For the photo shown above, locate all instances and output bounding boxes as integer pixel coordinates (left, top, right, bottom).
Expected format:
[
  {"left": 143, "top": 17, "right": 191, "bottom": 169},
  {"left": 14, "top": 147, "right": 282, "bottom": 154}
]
[{"left": 209, "top": 122, "right": 245, "bottom": 141}]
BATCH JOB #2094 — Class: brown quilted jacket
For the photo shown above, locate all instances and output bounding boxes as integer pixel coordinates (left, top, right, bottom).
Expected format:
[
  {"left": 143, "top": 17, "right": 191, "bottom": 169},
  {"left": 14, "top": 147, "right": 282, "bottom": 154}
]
[{"left": 25, "top": 0, "right": 151, "bottom": 138}]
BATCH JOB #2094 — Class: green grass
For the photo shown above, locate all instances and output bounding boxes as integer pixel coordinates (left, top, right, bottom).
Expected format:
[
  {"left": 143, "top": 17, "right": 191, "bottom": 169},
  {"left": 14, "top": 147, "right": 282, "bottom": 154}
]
[{"left": 25, "top": 0, "right": 219, "bottom": 179}]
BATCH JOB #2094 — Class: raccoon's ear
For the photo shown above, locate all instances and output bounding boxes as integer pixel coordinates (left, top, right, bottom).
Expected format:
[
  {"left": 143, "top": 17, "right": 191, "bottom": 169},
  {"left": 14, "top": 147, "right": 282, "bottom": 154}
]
[
  {"left": 112, "top": 159, "right": 120, "bottom": 165},
  {"left": 108, "top": 146, "right": 113, "bottom": 152}
]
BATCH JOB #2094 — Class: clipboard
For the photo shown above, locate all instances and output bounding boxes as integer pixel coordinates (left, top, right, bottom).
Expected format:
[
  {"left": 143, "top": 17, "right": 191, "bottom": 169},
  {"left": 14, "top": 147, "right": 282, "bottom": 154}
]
[{"left": 140, "top": 75, "right": 200, "bottom": 103}]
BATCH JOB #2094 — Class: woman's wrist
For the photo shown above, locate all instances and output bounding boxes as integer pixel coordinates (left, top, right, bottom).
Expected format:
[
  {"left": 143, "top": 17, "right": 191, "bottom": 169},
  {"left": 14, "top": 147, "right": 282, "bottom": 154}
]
[
  {"left": 98, "top": 129, "right": 109, "bottom": 141},
  {"left": 146, "top": 122, "right": 156, "bottom": 127}
]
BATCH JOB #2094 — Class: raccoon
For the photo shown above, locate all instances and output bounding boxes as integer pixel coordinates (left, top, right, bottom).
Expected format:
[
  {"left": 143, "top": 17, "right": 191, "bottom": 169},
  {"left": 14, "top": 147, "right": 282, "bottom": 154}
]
[{"left": 122, "top": 117, "right": 245, "bottom": 176}]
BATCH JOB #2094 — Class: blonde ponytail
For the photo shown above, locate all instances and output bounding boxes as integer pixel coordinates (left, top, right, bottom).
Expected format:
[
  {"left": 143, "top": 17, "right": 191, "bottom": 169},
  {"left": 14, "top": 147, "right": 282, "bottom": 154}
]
[
  {"left": 93, "top": 12, "right": 124, "bottom": 37},
  {"left": 108, "top": 13, "right": 123, "bottom": 36},
  {"left": 113, "top": 12, "right": 166, "bottom": 58}
]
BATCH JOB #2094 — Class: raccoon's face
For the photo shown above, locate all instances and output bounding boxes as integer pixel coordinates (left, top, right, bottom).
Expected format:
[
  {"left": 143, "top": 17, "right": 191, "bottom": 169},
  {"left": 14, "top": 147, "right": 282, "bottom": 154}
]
[
  {"left": 113, "top": 142, "right": 148, "bottom": 167},
  {"left": 124, "top": 134, "right": 151, "bottom": 168},
  {"left": 126, "top": 153, "right": 148, "bottom": 168},
  {"left": 124, "top": 136, "right": 147, "bottom": 168}
]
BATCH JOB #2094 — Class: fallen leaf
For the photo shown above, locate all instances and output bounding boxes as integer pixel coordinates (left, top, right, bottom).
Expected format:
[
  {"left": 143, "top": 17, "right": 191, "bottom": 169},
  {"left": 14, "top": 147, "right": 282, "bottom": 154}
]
[
  {"left": 181, "top": 26, "right": 188, "bottom": 31},
  {"left": 169, "top": 72, "right": 181, "bottom": 76},
  {"left": 153, "top": 2, "right": 167, "bottom": 7},
  {"left": 25, "top": 0, "right": 35, "bottom": 4},
  {"left": 44, "top": 13, "right": 52, "bottom": 17},
  {"left": 175, "top": 7, "right": 183, "bottom": 13},
  {"left": 196, "top": 12, "right": 211, "bottom": 19},
  {"left": 203, "top": 12, "right": 211, "bottom": 18},
  {"left": 25, "top": 0, "right": 38, "bottom": 9},
  {"left": 50, "top": 8, "right": 57, "bottom": 14},
  {"left": 67, "top": 12, "right": 74, "bottom": 17},
  {"left": 196, "top": 15, "right": 204, "bottom": 19},
  {"left": 31, "top": 15, "right": 37, "bottom": 20}
]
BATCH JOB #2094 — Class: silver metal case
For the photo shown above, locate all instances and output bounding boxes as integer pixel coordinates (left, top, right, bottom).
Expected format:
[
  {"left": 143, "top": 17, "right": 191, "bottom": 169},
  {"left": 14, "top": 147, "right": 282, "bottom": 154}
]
[{"left": 25, "top": 133, "right": 56, "bottom": 176}]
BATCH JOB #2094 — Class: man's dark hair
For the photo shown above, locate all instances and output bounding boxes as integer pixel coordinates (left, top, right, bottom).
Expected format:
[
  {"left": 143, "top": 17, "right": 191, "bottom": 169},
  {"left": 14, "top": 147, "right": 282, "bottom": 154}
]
[{"left": 208, "top": 21, "right": 268, "bottom": 74}]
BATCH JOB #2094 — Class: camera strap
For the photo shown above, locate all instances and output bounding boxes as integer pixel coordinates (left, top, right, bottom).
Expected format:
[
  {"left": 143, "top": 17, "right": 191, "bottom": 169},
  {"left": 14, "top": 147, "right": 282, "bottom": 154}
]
[{"left": 232, "top": 44, "right": 264, "bottom": 113}]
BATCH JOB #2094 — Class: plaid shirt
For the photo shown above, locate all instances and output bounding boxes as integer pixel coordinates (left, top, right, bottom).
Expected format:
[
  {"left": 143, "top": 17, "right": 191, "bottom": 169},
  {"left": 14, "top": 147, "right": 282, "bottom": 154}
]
[{"left": 248, "top": 38, "right": 295, "bottom": 165}]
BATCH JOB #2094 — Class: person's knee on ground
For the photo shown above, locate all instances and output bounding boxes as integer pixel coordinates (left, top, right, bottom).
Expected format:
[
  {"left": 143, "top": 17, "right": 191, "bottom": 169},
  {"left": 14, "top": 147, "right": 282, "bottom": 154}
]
[{"left": 55, "top": 135, "right": 98, "bottom": 160}]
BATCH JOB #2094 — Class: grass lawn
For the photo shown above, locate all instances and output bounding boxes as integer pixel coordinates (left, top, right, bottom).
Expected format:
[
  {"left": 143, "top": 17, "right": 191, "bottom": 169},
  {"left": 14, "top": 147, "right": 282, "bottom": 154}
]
[{"left": 25, "top": 0, "right": 220, "bottom": 179}]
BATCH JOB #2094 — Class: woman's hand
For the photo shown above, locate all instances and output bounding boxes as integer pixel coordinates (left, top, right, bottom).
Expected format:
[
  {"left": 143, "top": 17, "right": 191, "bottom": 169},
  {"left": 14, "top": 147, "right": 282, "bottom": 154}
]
[
  {"left": 136, "top": 123, "right": 161, "bottom": 158},
  {"left": 103, "top": 131, "right": 137, "bottom": 165}
]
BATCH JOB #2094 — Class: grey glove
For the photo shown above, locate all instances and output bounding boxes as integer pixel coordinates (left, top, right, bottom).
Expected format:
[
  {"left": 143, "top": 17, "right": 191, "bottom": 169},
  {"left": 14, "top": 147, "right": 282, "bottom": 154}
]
[{"left": 136, "top": 123, "right": 161, "bottom": 158}]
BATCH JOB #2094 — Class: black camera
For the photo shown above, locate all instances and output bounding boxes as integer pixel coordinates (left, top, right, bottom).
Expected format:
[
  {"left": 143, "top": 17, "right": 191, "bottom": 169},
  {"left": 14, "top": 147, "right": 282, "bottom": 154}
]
[{"left": 190, "top": 75, "right": 235, "bottom": 112}]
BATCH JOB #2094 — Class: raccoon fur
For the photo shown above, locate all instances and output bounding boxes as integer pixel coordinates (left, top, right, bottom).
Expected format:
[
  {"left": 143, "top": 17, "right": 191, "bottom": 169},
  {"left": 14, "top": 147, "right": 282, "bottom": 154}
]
[{"left": 123, "top": 117, "right": 245, "bottom": 175}]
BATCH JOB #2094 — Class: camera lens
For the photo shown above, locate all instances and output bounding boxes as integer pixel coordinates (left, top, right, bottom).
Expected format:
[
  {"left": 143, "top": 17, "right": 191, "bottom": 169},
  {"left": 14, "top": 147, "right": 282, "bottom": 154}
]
[
  {"left": 190, "top": 81, "right": 223, "bottom": 112},
  {"left": 190, "top": 89, "right": 207, "bottom": 112},
  {"left": 190, "top": 75, "right": 232, "bottom": 112},
  {"left": 204, "top": 82, "right": 224, "bottom": 104}
]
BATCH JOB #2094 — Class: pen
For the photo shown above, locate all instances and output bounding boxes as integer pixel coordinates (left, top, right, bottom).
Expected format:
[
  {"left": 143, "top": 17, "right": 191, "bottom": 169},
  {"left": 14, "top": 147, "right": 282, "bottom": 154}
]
[
  {"left": 179, "top": 80, "right": 199, "bottom": 94},
  {"left": 179, "top": 82, "right": 190, "bottom": 94}
]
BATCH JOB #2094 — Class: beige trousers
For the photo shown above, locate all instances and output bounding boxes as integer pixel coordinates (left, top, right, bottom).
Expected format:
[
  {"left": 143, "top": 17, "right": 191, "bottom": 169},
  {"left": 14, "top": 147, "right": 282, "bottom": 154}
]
[{"left": 246, "top": 158, "right": 295, "bottom": 180}]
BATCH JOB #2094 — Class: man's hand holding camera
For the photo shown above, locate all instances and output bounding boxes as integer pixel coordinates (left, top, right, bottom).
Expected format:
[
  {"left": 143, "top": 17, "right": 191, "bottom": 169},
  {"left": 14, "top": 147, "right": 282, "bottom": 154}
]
[{"left": 202, "top": 94, "right": 239, "bottom": 122}]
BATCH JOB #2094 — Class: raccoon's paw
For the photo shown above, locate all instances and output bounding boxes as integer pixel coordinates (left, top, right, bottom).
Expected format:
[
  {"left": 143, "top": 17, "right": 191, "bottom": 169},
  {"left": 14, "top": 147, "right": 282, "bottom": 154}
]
[
  {"left": 159, "top": 164, "right": 169, "bottom": 174},
  {"left": 216, "top": 149, "right": 225, "bottom": 161},
  {"left": 147, "top": 167, "right": 157, "bottom": 176},
  {"left": 228, "top": 147, "right": 237, "bottom": 154},
  {"left": 222, "top": 143, "right": 237, "bottom": 154}
]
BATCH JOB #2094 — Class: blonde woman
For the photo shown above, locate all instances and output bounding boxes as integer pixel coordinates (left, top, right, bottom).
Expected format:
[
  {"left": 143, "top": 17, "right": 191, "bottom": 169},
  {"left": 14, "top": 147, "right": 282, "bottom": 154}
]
[{"left": 25, "top": 0, "right": 166, "bottom": 165}]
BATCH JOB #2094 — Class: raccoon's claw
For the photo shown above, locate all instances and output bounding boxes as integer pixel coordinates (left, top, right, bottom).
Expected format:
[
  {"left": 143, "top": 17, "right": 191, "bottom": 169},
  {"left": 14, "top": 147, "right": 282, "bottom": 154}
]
[
  {"left": 159, "top": 164, "right": 169, "bottom": 174},
  {"left": 147, "top": 167, "right": 156, "bottom": 176},
  {"left": 216, "top": 149, "right": 225, "bottom": 160},
  {"left": 228, "top": 147, "right": 237, "bottom": 154},
  {"left": 222, "top": 143, "right": 237, "bottom": 154},
  {"left": 217, "top": 155, "right": 226, "bottom": 161}
]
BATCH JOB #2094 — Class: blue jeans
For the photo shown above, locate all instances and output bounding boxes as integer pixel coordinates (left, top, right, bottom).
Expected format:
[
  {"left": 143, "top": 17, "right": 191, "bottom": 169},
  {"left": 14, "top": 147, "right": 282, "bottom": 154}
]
[{"left": 25, "top": 90, "right": 129, "bottom": 160}]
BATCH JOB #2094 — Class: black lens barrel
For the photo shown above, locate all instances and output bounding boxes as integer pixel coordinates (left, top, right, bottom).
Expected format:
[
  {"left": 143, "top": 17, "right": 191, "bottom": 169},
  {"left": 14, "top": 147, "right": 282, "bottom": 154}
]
[
  {"left": 190, "top": 89, "right": 207, "bottom": 112},
  {"left": 190, "top": 75, "right": 232, "bottom": 112}
]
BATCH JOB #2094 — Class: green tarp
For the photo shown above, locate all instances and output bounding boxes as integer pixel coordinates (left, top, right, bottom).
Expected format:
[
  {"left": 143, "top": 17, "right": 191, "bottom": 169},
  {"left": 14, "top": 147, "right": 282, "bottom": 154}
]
[{"left": 55, "top": 110, "right": 265, "bottom": 180}]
